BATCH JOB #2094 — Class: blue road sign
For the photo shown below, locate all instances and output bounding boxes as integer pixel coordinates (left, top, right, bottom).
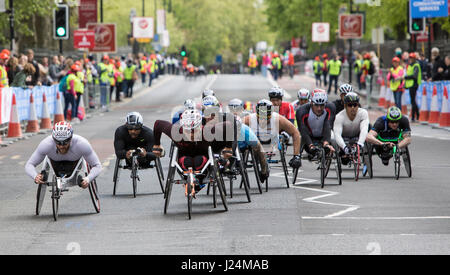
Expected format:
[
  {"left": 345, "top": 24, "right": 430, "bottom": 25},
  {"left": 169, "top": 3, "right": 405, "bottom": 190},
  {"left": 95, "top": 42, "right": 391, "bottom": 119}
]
[
  {"left": 216, "top": 55, "right": 223, "bottom": 64},
  {"left": 410, "top": 0, "right": 449, "bottom": 19}
]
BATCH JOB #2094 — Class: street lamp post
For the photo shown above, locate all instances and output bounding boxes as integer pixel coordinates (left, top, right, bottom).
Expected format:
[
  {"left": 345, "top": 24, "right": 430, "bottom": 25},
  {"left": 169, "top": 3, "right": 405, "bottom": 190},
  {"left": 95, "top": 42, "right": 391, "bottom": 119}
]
[
  {"left": 348, "top": 0, "right": 353, "bottom": 84},
  {"left": 7, "top": 0, "right": 14, "bottom": 52},
  {"left": 100, "top": 0, "right": 103, "bottom": 22},
  {"left": 143, "top": 0, "right": 145, "bottom": 16}
]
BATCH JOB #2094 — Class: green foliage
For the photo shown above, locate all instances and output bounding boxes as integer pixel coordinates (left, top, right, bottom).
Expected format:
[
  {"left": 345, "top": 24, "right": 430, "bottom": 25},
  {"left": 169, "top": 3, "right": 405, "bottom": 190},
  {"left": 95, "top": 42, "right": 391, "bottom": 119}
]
[{"left": 0, "top": 0, "right": 54, "bottom": 45}]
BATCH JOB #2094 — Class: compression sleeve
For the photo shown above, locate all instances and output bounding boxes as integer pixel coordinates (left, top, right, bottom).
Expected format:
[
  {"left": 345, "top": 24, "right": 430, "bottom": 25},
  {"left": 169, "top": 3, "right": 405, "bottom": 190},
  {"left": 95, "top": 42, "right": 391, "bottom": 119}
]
[
  {"left": 25, "top": 140, "right": 48, "bottom": 180},
  {"left": 114, "top": 128, "right": 127, "bottom": 159},
  {"left": 334, "top": 114, "right": 346, "bottom": 149},
  {"left": 296, "top": 107, "right": 313, "bottom": 146},
  {"left": 79, "top": 139, "right": 102, "bottom": 182},
  {"left": 153, "top": 120, "right": 174, "bottom": 145}
]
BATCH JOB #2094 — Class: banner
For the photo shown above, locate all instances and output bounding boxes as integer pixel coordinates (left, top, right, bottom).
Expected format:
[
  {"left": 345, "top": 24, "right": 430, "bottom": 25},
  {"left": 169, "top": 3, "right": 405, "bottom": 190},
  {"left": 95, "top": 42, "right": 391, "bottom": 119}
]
[
  {"left": 133, "top": 17, "right": 154, "bottom": 39},
  {"left": 79, "top": 0, "right": 98, "bottom": 28},
  {"left": 87, "top": 23, "right": 117, "bottom": 53},
  {"left": 157, "top": 9, "right": 166, "bottom": 34},
  {"left": 312, "top": 23, "right": 330, "bottom": 43},
  {"left": 416, "top": 81, "right": 450, "bottom": 112},
  {"left": 339, "top": 14, "right": 364, "bottom": 39},
  {"left": 0, "top": 85, "right": 60, "bottom": 124}
]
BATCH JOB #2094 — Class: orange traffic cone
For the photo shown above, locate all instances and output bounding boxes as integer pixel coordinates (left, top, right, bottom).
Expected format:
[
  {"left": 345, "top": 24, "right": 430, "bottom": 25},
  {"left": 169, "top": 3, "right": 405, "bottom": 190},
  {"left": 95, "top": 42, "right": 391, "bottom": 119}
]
[
  {"left": 54, "top": 91, "right": 65, "bottom": 124},
  {"left": 419, "top": 86, "right": 429, "bottom": 123},
  {"left": 7, "top": 94, "right": 22, "bottom": 138},
  {"left": 26, "top": 94, "right": 40, "bottom": 133},
  {"left": 428, "top": 86, "right": 440, "bottom": 125},
  {"left": 40, "top": 93, "right": 52, "bottom": 129},
  {"left": 401, "top": 91, "right": 409, "bottom": 115},
  {"left": 378, "top": 79, "right": 386, "bottom": 107},
  {"left": 439, "top": 86, "right": 450, "bottom": 128},
  {"left": 389, "top": 91, "right": 396, "bottom": 108}
]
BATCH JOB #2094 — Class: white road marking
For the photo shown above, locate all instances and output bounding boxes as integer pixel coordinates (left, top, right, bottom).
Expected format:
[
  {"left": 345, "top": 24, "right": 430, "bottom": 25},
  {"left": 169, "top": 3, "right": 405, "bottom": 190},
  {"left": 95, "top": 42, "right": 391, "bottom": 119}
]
[
  {"left": 271, "top": 171, "right": 361, "bottom": 218},
  {"left": 11, "top": 155, "right": 20, "bottom": 160},
  {"left": 257, "top": 235, "right": 273, "bottom": 237},
  {"left": 0, "top": 155, "right": 6, "bottom": 160},
  {"left": 266, "top": 74, "right": 292, "bottom": 100},
  {"left": 302, "top": 216, "right": 450, "bottom": 220},
  {"left": 205, "top": 75, "right": 218, "bottom": 90}
]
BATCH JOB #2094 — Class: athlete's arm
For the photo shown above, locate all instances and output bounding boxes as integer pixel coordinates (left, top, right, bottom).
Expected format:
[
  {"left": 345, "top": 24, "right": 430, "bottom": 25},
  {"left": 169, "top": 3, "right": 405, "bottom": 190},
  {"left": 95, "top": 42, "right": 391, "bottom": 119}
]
[
  {"left": 333, "top": 114, "right": 346, "bottom": 150},
  {"left": 25, "top": 142, "right": 47, "bottom": 181},
  {"left": 80, "top": 140, "right": 102, "bottom": 183},
  {"left": 114, "top": 127, "right": 128, "bottom": 160},
  {"left": 367, "top": 130, "right": 383, "bottom": 146},
  {"left": 398, "top": 131, "right": 411, "bottom": 149},
  {"left": 279, "top": 115, "right": 301, "bottom": 155},
  {"left": 296, "top": 107, "right": 313, "bottom": 147}
]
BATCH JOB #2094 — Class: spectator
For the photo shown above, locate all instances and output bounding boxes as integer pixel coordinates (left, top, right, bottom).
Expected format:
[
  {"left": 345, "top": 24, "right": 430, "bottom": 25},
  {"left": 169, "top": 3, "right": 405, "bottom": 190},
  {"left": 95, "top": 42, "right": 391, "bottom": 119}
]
[
  {"left": 431, "top": 47, "right": 446, "bottom": 81},
  {"left": 49, "top": 55, "right": 63, "bottom": 84},
  {"left": 18, "top": 54, "right": 28, "bottom": 70},
  {"left": 418, "top": 53, "right": 432, "bottom": 81},
  {"left": 386, "top": 57, "right": 405, "bottom": 109},
  {"left": 7, "top": 57, "right": 20, "bottom": 85},
  {"left": 39, "top": 57, "right": 51, "bottom": 86},
  {"left": 26, "top": 49, "right": 41, "bottom": 86},
  {"left": 444, "top": 56, "right": 450, "bottom": 81},
  {"left": 11, "top": 63, "right": 35, "bottom": 89}
]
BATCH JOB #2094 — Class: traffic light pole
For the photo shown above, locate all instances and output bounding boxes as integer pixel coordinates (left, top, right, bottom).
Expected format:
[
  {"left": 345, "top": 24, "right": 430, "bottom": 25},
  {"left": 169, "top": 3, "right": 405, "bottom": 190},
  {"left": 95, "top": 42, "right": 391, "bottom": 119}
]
[
  {"left": 348, "top": 0, "right": 353, "bottom": 85},
  {"left": 8, "top": 0, "right": 14, "bottom": 52}
]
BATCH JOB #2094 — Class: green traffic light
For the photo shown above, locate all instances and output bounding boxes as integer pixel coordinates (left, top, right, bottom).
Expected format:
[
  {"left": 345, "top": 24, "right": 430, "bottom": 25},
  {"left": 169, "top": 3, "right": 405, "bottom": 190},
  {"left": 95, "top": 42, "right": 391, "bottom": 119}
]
[
  {"left": 57, "top": 27, "right": 66, "bottom": 37},
  {"left": 181, "top": 51, "right": 186, "bottom": 57}
]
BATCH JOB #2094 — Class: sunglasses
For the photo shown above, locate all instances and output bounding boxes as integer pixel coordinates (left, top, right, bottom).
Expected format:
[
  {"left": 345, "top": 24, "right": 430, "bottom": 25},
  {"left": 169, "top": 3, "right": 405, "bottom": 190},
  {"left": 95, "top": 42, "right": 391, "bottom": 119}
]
[
  {"left": 126, "top": 125, "right": 142, "bottom": 130},
  {"left": 55, "top": 139, "right": 71, "bottom": 146},
  {"left": 313, "top": 104, "right": 325, "bottom": 107},
  {"left": 347, "top": 103, "right": 359, "bottom": 108}
]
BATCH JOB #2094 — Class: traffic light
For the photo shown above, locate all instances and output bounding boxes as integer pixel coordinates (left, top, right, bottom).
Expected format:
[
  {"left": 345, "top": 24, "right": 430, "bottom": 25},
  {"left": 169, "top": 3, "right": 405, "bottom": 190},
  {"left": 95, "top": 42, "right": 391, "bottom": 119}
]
[
  {"left": 411, "top": 18, "right": 425, "bottom": 32},
  {"left": 180, "top": 45, "right": 187, "bottom": 57},
  {"left": 53, "top": 5, "right": 69, "bottom": 40}
]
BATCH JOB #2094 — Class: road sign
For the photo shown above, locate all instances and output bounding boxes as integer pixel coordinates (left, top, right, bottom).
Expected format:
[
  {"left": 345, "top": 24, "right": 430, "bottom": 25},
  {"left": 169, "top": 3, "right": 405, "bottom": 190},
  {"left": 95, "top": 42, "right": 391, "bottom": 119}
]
[
  {"left": 410, "top": 0, "right": 449, "bottom": 18},
  {"left": 312, "top": 23, "right": 330, "bottom": 43},
  {"left": 79, "top": 0, "right": 98, "bottom": 28},
  {"left": 371, "top": 27, "right": 384, "bottom": 45},
  {"left": 73, "top": 29, "right": 95, "bottom": 49},
  {"left": 86, "top": 23, "right": 117, "bottom": 53},
  {"left": 157, "top": 9, "right": 166, "bottom": 34},
  {"left": 339, "top": 14, "right": 364, "bottom": 39},
  {"left": 133, "top": 17, "right": 154, "bottom": 39},
  {"left": 0, "top": 0, "right": 6, "bottom": 13}
]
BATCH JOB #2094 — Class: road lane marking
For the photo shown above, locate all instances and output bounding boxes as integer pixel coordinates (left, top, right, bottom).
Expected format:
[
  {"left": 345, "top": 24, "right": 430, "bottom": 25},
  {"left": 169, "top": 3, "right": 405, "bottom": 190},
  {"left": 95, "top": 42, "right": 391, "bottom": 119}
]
[
  {"left": 272, "top": 171, "right": 360, "bottom": 218},
  {"left": 11, "top": 155, "right": 20, "bottom": 160},
  {"left": 205, "top": 74, "right": 218, "bottom": 90},
  {"left": 302, "top": 216, "right": 450, "bottom": 220},
  {"left": 266, "top": 74, "right": 292, "bottom": 100},
  {"left": 0, "top": 155, "right": 6, "bottom": 160}
]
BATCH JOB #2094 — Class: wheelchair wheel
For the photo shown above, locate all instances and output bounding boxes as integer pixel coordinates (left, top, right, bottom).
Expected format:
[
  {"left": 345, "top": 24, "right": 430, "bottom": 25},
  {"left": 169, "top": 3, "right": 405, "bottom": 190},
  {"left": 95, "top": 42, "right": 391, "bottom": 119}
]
[
  {"left": 112, "top": 158, "right": 121, "bottom": 196},
  {"left": 36, "top": 184, "right": 47, "bottom": 216},
  {"left": 51, "top": 182, "right": 59, "bottom": 221},
  {"left": 89, "top": 180, "right": 101, "bottom": 213},
  {"left": 279, "top": 146, "right": 290, "bottom": 188},
  {"left": 367, "top": 143, "right": 375, "bottom": 178},
  {"left": 238, "top": 159, "right": 251, "bottom": 203},
  {"left": 213, "top": 158, "right": 228, "bottom": 211},
  {"left": 186, "top": 176, "right": 194, "bottom": 220},
  {"left": 363, "top": 143, "right": 373, "bottom": 179},
  {"left": 164, "top": 166, "right": 176, "bottom": 214},
  {"left": 335, "top": 150, "right": 343, "bottom": 185},
  {"left": 249, "top": 149, "right": 263, "bottom": 194},
  {"left": 354, "top": 145, "right": 361, "bottom": 181},
  {"left": 402, "top": 147, "right": 412, "bottom": 178},
  {"left": 320, "top": 148, "right": 326, "bottom": 189},
  {"left": 131, "top": 157, "right": 138, "bottom": 198},
  {"left": 155, "top": 158, "right": 166, "bottom": 195},
  {"left": 394, "top": 148, "right": 401, "bottom": 180}
]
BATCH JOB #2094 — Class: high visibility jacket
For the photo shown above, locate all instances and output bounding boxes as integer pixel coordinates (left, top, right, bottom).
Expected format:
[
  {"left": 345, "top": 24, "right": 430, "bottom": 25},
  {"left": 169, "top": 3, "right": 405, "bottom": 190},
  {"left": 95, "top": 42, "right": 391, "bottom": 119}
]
[
  {"left": 323, "top": 59, "right": 329, "bottom": 72},
  {"left": 66, "top": 73, "right": 81, "bottom": 95},
  {"left": 354, "top": 59, "right": 363, "bottom": 74},
  {"left": 313, "top": 61, "right": 323, "bottom": 75},
  {"left": 140, "top": 60, "right": 147, "bottom": 73},
  {"left": 272, "top": 57, "right": 281, "bottom": 70},
  {"left": 75, "top": 71, "right": 85, "bottom": 94},
  {"left": 86, "top": 68, "right": 93, "bottom": 84},
  {"left": 328, "top": 60, "right": 342, "bottom": 76},
  {"left": 248, "top": 57, "right": 258, "bottom": 68},
  {"left": 107, "top": 64, "right": 115, "bottom": 86},
  {"left": 124, "top": 65, "right": 136, "bottom": 80},
  {"left": 99, "top": 63, "right": 109, "bottom": 84},
  {"left": 0, "top": 65, "right": 9, "bottom": 88},
  {"left": 389, "top": 66, "right": 405, "bottom": 92},
  {"left": 148, "top": 60, "right": 156, "bottom": 74},
  {"left": 405, "top": 62, "right": 422, "bottom": 89},
  {"left": 115, "top": 67, "right": 124, "bottom": 83}
]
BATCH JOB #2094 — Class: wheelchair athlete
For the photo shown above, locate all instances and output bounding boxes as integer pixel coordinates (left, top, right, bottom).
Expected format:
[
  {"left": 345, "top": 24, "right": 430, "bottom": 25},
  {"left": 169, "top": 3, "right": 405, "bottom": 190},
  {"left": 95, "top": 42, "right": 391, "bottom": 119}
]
[
  {"left": 114, "top": 112, "right": 157, "bottom": 169},
  {"left": 268, "top": 86, "right": 296, "bottom": 124},
  {"left": 296, "top": 89, "right": 336, "bottom": 160},
  {"left": 152, "top": 109, "right": 233, "bottom": 192},
  {"left": 243, "top": 99, "right": 302, "bottom": 169},
  {"left": 292, "top": 88, "right": 311, "bottom": 110},
  {"left": 172, "top": 99, "right": 197, "bottom": 124},
  {"left": 333, "top": 92, "right": 369, "bottom": 166},
  {"left": 26, "top": 122, "right": 102, "bottom": 189},
  {"left": 366, "top": 107, "right": 412, "bottom": 166},
  {"left": 228, "top": 99, "right": 270, "bottom": 182}
]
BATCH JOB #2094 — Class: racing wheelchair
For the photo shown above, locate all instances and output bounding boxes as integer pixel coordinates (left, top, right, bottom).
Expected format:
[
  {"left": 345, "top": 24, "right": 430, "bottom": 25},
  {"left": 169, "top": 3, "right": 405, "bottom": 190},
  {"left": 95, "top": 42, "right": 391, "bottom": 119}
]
[
  {"left": 334, "top": 138, "right": 373, "bottom": 181},
  {"left": 365, "top": 137, "right": 412, "bottom": 180},
  {"left": 36, "top": 157, "right": 100, "bottom": 221},
  {"left": 163, "top": 146, "right": 228, "bottom": 220},
  {"left": 112, "top": 148, "right": 165, "bottom": 198},
  {"left": 292, "top": 141, "right": 342, "bottom": 188}
]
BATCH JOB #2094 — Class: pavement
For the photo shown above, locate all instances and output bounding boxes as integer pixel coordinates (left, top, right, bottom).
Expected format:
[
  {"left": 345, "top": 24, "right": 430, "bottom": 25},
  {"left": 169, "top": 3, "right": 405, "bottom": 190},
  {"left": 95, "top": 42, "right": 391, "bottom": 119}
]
[{"left": 1, "top": 73, "right": 450, "bottom": 255}]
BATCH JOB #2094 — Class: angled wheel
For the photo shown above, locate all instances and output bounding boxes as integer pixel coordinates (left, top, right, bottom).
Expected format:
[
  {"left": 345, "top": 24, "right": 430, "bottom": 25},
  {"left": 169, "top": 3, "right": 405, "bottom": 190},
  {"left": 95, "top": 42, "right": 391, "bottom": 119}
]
[
  {"left": 362, "top": 143, "right": 373, "bottom": 179},
  {"left": 320, "top": 149, "right": 326, "bottom": 189},
  {"left": 51, "top": 181, "right": 59, "bottom": 222},
  {"left": 335, "top": 150, "right": 343, "bottom": 185},
  {"left": 89, "top": 180, "right": 101, "bottom": 213},
  {"left": 36, "top": 184, "right": 47, "bottom": 216},
  {"left": 155, "top": 158, "right": 165, "bottom": 195},
  {"left": 237, "top": 159, "right": 251, "bottom": 203},
  {"left": 131, "top": 157, "right": 138, "bottom": 198},
  {"left": 402, "top": 147, "right": 412, "bottom": 178},
  {"left": 213, "top": 159, "right": 228, "bottom": 211},
  {"left": 249, "top": 149, "right": 263, "bottom": 194},
  {"left": 164, "top": 166, "right": 176, "bottom": 214},
  {"left": 354, "top": 145, "right": 361, "bottom": 182},
  {"left": 279, "top": 147, "right": 290, "bottom": 188},
  {"left": 112, "top": 158, "right": 121, "bottom": 196},
  {"left": 394, "top": 148, "right": 401, "bottom": 180}
]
